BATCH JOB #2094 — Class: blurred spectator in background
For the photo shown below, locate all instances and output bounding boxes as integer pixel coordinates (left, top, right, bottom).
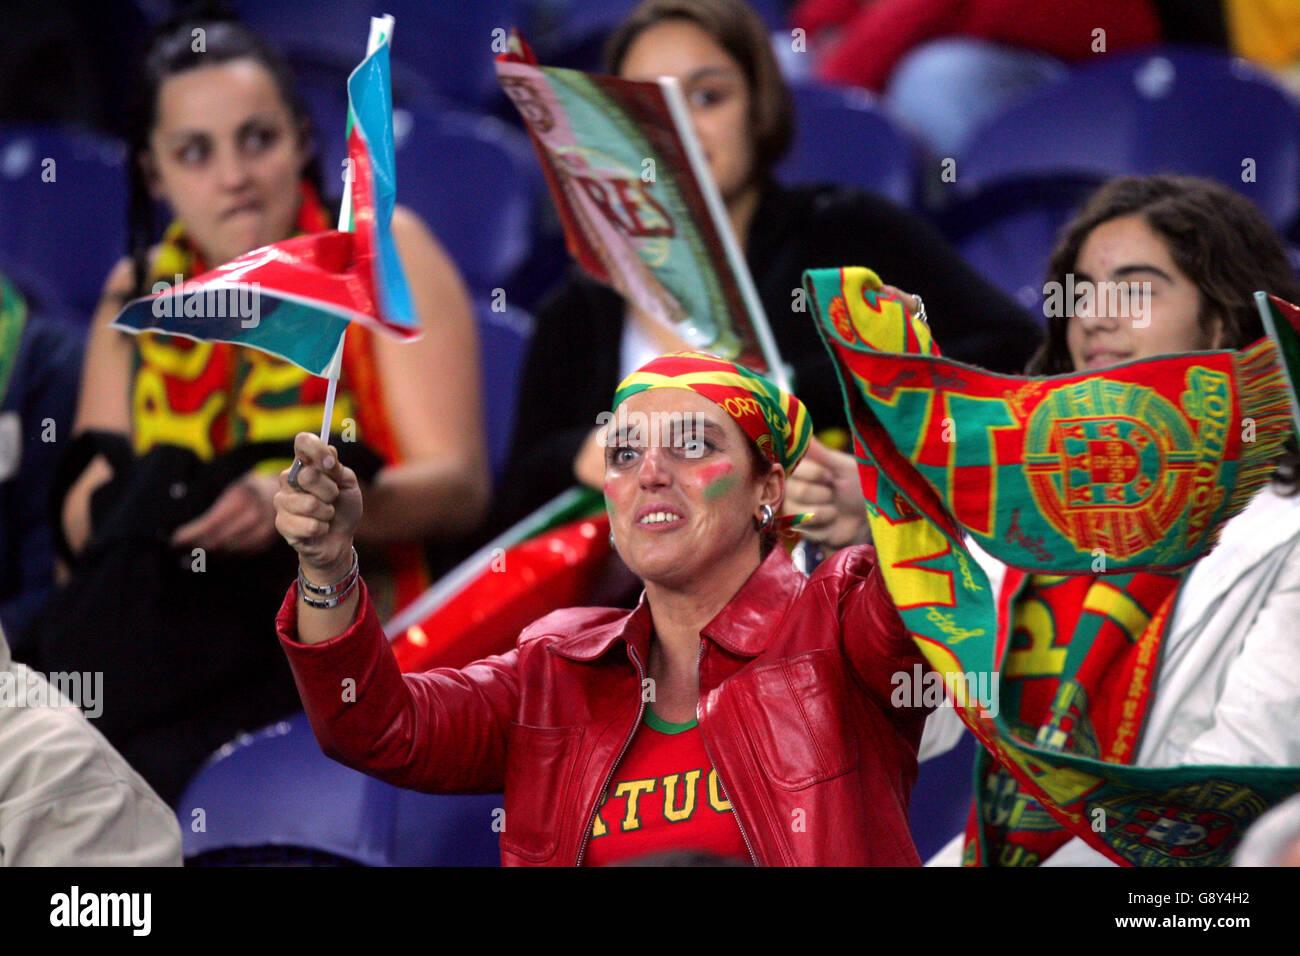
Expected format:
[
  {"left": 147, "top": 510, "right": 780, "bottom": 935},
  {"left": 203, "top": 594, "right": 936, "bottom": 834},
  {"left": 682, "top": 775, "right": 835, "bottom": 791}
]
[
  {"left": 495, "top": 0, "right": 1041, "bottom": 531},
  {"left": 0, "top": 620, "right": 182, "bottom": 866},
  {"left": 792, "top": 0, "right": 1158, "bottom": 155},
  {"left": 789, "top": 0, "right": 1262, "bottom": 156},
  {"left": 30, "top": 11, "right": 489, "bottom": 805},
  {"left": 0, "top": 275, "right": 83, "bottom": 653},
  {"left": 1227, "top": 0, "right": 1300, "bottom": 97}
]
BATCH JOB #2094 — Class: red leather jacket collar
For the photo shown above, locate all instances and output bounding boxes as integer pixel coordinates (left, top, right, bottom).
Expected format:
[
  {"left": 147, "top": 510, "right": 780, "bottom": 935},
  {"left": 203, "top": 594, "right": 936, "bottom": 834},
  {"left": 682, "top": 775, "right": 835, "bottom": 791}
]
[{"left": 549, "top": 546, "right": 803, "bottom": 664}]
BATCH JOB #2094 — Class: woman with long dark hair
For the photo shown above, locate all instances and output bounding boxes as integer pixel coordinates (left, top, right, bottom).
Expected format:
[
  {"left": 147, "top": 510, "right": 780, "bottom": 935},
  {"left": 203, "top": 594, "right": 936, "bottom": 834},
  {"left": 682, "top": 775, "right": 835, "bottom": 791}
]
[{"left": 40, "top": 12, "right": 489, "bottom": 804}]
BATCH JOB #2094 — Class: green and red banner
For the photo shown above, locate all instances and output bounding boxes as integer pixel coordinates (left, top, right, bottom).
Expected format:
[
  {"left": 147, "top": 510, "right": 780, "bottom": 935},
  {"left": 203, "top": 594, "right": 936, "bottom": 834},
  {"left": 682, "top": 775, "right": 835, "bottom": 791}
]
[
  {"left": 495, "top": 32, "right": 785, "bottom": 382},
  {"left": 806, "top": 265, "right": 1300, "bottom": 866}
]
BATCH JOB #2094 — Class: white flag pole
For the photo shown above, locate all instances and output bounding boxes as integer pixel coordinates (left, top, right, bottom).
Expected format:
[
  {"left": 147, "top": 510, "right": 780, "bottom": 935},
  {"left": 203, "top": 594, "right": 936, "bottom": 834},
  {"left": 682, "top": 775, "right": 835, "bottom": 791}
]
[{"left": 318, "top": 14, "right": 394, "bottom": 444}]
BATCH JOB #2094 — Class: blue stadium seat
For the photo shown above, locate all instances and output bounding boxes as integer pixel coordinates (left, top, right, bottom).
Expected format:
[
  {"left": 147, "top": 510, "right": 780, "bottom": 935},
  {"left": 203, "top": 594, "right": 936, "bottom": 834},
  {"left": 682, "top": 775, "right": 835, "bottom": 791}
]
[
  {"left": 531, "top": 0, "right": 784, "bottom": 72},
  {"left": 777, "top": 80, "right": 923, "bottom": 207},
  {"left": 178, "top": 712, "right": 502, "bottom": 866},
  {"left": 910, "top": 730, "right": 977, "bottom": 862},
  {"left": 392, "top": 105, "right": 544, "bottom": 296},
  {"left": 303, "top": 75, "right": 543, "bottom": 298},
  {"left": 475, "top": 296, "right": 536, "bottom": 480},
  {"left": 231, "top": 0, "right": 529, "bottom": 110},
  {"left": 933, "top": 173, "right": 1106, "bottom": 321},
  {"left": 954, "top": 46, "right": 1300, "bottom": 230},
  {"left": 0, "top": 125, "right": 126, "bottom": 317}
]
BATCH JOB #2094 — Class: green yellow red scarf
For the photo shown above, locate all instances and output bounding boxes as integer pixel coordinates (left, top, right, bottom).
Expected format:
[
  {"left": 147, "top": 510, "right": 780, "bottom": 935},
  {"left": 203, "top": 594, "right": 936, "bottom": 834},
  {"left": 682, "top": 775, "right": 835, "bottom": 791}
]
[
  {"left": 613, "top": 350, "right": 812, "bottom": 472},
  {"left": 805, "top": 265, "right": 1300, "bottom": 866}
]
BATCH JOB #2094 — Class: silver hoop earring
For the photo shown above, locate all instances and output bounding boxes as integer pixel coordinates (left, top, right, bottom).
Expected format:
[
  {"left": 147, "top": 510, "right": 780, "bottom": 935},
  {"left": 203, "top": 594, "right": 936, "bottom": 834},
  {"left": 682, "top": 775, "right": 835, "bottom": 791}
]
[
  {"left": 756, "top": 504, "right": 775, "bottom": 533},
  {"left": 609, "top": 531, "right": 616, "bottom": 549}
]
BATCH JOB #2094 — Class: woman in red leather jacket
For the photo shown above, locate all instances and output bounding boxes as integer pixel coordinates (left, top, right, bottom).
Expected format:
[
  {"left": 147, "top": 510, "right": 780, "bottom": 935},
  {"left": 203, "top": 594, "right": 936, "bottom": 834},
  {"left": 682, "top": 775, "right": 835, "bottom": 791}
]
[{"left": 272, "top": 351, "right": 933, "bottom": 865}]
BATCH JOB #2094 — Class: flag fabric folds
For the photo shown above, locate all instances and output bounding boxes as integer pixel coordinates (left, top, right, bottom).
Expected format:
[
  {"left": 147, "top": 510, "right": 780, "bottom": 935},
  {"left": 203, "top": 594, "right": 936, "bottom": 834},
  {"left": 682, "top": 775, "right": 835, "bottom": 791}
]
[
  {"left": 805, "top": 265, "right": 1300, "bottom": 866},
  {"left": 111, "top": 32, "right": 418, "bottom": 376},
  {"left": 495, "top": 31, "right": 776, "bottom": 375}
]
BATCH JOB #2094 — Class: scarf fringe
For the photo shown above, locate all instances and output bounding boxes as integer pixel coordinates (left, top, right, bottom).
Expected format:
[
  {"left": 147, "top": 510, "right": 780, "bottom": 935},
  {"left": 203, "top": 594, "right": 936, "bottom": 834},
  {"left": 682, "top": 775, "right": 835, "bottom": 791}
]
[{"left": 1226, "top": 338, "right": 1293, "bottom": 522}]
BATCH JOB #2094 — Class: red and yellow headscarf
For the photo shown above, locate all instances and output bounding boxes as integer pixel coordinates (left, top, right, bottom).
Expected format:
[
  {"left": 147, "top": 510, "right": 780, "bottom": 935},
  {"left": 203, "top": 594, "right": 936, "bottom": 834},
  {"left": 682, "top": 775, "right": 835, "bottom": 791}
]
[{"left": 612, "top": 351, "right": 813, "bottom": 474}]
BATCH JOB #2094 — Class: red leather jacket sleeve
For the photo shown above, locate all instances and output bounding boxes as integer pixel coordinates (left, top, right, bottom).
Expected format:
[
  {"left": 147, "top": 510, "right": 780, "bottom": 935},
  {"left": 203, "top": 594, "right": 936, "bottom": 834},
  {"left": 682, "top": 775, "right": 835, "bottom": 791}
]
[
  {"left": 831, "top": 546, "right": 929, "bottom": 715},
  {"left": 276, "top": 579, "right": 520, "bottom": 794}
]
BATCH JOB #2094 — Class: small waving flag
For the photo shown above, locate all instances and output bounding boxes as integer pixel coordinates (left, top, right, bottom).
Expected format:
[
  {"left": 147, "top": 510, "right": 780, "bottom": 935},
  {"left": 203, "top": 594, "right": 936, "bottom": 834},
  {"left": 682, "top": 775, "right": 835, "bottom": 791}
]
[{"left": 111, "top": 17, "right": 418, "bottom": 377}]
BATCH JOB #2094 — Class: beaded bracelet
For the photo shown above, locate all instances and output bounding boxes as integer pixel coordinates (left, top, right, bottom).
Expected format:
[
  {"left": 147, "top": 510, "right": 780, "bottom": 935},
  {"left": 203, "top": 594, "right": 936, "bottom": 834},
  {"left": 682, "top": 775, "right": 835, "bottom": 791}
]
[
  {"left": 299, "top": 576, "right": 358, "bottom": 610},
  {"left": 298, "top": 548, "right": 359, "bottom": 609}
]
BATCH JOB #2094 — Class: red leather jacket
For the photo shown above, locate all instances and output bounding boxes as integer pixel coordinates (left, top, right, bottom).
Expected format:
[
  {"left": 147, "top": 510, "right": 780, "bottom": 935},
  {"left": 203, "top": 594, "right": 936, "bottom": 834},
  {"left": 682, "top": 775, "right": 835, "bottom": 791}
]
[{"left": 276, "top": 544, "right": 932, "bottom": 865}]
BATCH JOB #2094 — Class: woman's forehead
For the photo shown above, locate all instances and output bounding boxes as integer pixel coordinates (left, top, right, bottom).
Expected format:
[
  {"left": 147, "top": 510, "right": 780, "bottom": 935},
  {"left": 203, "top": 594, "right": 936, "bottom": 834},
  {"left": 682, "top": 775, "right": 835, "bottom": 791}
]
[
  {"left": 617, "top": 386, "right": 743, "bottom": 438},
  {"left": 619, "top": 20, "right": 741, "bottom": 82},
  {"left": 154, "top": 59, "right": 287, "bottom": 133},
  {"left": 1078, "top": 215, "right": 1177, "bottom": 273}
]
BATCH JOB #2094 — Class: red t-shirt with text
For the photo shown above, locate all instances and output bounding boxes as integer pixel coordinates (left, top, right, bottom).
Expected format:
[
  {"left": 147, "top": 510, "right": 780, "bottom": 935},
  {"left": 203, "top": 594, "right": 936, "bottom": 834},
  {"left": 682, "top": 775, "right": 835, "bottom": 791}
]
[{"left": 583, "top": 709, "right": 751, "bottom": 866}]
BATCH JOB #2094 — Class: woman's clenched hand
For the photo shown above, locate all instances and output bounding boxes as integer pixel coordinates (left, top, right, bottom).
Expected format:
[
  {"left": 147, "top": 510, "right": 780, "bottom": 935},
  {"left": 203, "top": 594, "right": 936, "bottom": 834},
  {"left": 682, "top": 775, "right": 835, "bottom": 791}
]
[{"left": 274, "top": 432, "right": 363, "bottom": 578}]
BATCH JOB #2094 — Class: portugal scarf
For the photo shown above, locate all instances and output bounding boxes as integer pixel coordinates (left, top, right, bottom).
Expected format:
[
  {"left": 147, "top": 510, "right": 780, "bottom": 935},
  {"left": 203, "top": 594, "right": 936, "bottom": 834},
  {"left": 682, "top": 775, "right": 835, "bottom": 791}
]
[{"left": 805, "top": 265, "right": 1300, "bottom": 866}]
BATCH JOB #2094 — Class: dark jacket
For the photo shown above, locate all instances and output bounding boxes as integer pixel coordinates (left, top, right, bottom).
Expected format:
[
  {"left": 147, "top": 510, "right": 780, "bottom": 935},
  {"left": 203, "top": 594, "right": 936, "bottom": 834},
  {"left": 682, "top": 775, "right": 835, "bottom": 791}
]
[
  {"left": 0, "top": 308, "right": 82, "bottom": 648},
  {"left": 277, "top": 543, "right": 933, "bottom": 866},
  {"left": 496, "top": 181, "right": 1042, "bottom": 528}
]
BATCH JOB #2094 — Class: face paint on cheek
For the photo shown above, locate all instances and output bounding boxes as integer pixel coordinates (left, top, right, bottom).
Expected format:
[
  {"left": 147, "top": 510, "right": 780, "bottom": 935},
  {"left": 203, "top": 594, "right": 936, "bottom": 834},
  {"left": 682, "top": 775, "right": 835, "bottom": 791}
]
[{"left": 699, "top": 461, "right": 737, "bottom": 500}]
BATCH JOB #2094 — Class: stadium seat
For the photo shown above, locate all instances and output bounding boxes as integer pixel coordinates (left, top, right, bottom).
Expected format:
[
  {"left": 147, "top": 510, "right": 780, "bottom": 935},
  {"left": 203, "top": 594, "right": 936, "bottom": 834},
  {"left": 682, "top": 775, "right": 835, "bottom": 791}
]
[
  {"left": 0, "top": 125, "right": 126, "bottom": 317},
  {"left": 298, "top": 77, "right": 544, "bottom": 297},
  {"left": 954, "top": 46, "right": 1300, "bottom": 231},
  {"left": 531, "top": 0, "right": 783, "bottom": 72},
  {"left": 777, "top": 80, "right": 923, "bottom": 207},
  {"left": 475, "top": 295, "right": 536, "bottom": 480},
  {"left": 932, "top": 173, "right": 1106, "bottom": 320},
  {"left": 302, "top": 75, "right": 543, "bottom": 298},
  {"left": 910, "top": 730, "right": 978, "bottom": 862},
  {"left": 231, "top": 0, "right": 529, "bottom": 110},
  {"left": 178, "top": 712, "right": 503, "bottom": 866},
  {"left": 392, "top": 105, "right": 545, "bottom": 296}
]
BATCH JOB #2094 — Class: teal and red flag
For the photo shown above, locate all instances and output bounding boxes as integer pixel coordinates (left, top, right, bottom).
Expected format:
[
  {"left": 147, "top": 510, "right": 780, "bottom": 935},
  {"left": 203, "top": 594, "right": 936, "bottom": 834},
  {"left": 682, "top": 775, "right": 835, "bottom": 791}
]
[{"left": 111, "top": 25, "right": 418, "bottom": 376}]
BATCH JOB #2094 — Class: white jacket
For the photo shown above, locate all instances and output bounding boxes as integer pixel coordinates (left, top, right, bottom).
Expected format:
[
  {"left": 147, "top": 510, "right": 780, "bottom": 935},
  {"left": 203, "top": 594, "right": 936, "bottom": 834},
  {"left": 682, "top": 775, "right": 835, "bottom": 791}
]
[
  {"left": 0, "top": 628, "right": 182, "bottom": 866},
  {"left": 926, "top": 483, "right": 1300, "bottom": 865}
]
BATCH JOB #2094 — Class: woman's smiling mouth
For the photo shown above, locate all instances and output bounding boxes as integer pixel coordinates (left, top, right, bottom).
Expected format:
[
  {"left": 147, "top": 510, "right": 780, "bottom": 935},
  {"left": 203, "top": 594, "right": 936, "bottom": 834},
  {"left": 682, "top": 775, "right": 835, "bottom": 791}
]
[{"left": 636, "top": 507, "right": 685, "bottom": 528}]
